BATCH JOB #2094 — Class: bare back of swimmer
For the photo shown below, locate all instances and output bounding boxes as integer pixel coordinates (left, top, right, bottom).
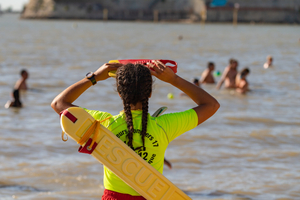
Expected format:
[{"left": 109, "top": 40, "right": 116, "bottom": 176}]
[
  {"left": 217, "top": 59, "right": 238, "bottom": 89},
  {"left": 14, "top": 69, "right": 29, "bottom": 90},
  {"left": 201, "top": 62, "right": 215, "bottom": 84}
]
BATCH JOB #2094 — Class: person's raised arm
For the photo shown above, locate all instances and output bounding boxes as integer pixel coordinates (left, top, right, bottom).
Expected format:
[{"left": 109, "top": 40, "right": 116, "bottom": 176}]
[
  {"left": 150, "top": 61, "right": 220, "bottom": 125},
  {"left": 51, "top": 63, "right": 122, "bottom": 114},
  {"left": 216, "top": 67, "right": 229, "bottom": 90},
  {"left": 200, "top": 70, "right": 208, "bottom": 84}
]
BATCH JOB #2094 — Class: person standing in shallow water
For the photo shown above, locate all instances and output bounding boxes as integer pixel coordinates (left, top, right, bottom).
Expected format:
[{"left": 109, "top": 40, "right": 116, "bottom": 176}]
[
  {"left": 4, "top": 69, "right": 29, "bottom": 108},
  {"left": 264, "top": 55, "right": 274, "bottom": 69},
  {"left": 14, "top": 69, "right": 29, "bottom": 90},
  {"left": 5, "top": 89, "right": 22, "bottom": 108},
  {"left": 51, "top": 61, "right": 220, "bottom": 200},
  {"left": 216, "top": 59, "right": 238, "bottom": 90},
  {"left": 201, "top": 62, "right": 215, "bottom": 84},
  {"left": 236, "top": 68, "right": 250, "bottom": 94}
]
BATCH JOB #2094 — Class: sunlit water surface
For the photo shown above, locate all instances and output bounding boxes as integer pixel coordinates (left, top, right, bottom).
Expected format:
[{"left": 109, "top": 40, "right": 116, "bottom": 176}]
[{"left": 1, "top": 14, "right": 300, "bottom": 200}]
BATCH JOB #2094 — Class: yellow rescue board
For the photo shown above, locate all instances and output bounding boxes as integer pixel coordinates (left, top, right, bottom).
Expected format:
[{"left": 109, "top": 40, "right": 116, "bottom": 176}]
[{"left": 60, "top": 107, "right": 191, "bottom": 200}]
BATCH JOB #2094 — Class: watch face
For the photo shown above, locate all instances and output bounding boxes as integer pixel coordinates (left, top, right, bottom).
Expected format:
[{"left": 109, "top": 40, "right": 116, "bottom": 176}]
[{"left": 86, "top": 72, "right": 93, "bottom": 78}]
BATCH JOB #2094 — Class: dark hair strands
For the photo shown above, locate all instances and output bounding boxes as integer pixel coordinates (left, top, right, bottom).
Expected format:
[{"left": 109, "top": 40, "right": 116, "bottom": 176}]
[
  {"left": 116, "top": 64, "right": 152, "bottom": 151},
  {"left": 21, "top": 69, "right": 27, "bottom": 76}
]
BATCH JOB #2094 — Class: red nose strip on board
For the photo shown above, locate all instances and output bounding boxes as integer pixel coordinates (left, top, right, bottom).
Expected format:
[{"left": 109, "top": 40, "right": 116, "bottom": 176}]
[
  {"left": 61, "top": 110, "right": 77, "bottom": 123},
  {"left": 116, "top": 59, "right": 178, "bottom": 73}
]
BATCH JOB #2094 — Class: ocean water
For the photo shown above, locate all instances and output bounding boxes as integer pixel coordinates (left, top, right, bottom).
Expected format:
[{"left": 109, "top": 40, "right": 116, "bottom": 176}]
[{"left": 0, "top": 14, "right": 300, "bottom": 200}]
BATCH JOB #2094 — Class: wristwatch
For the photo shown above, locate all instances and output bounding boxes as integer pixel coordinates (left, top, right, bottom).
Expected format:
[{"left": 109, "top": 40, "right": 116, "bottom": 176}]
[{"left": 86, "top": 72, "right": 97, "bottom": 85}]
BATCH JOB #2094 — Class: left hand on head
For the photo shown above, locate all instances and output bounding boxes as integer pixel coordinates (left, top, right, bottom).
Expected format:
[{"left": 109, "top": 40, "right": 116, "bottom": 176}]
[
  {"left": 94, "top": 63, "right": 123, "bottom": 82},
  {"left": 149, "top": 60, "right": 177, "bottom": 84}
]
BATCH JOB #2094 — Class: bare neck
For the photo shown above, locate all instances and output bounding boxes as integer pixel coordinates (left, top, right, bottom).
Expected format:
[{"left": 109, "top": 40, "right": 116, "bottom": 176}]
[{"left": 130, "top": 102, "right": 143, "bottom": 110}]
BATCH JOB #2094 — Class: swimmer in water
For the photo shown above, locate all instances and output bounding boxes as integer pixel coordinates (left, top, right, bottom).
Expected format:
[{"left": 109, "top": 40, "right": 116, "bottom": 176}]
[
  {"left": 5, "top": 69, "right": 28, "bottom": 108},
  {"left": 264, "top": 55, "right": 274, "bottom": 69},
  {"left": 216, "top": 59, "right": 238, "bottom": 90},
  {"left": 201, "top": 62, "right": 215, "bottom": 84},
  {"left": 14, "top": 69, "right": 29, "bottom": 90},
  {"left": 5, "top": 89, "right": 22, "bottom": 108},
  {"left": 236, "top": 68, "right": 250, "bottom": 94},
  {"left": 193, "top": 78, "right": 200, "bottom": 87}
]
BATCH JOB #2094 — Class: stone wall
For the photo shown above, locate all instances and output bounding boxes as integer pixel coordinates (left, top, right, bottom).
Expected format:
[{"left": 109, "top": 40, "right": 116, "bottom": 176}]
[
  {"left": 21, "top": 0, "right": 197, "bottom": 20},
  {"left": 21, "top": 0, "right": 300, "bottom": 23},
  {"left": 207, "top": 0, "right": 300, "bottom": 23},
  {"left": 207, "top": 7, "right": 300, "bottom": 23},
  {"left": 225, "top": 0, "right": 300, "bottom": 9}
]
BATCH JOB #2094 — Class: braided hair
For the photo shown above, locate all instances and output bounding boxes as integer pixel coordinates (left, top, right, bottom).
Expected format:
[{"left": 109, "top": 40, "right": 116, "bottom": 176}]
[{"left": 116, "top": 63, "right": 152, "bottom": 151}]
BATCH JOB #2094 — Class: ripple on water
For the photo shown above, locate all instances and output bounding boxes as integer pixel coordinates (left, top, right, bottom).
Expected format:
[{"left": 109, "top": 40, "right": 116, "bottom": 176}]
[{"left": 1, "top": 15, "right": 300, "bottom": 200}]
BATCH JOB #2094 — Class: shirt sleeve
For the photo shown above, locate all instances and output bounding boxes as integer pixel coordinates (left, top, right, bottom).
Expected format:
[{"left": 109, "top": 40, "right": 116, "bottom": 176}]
[
  {"left": 156, "top": 109, "right": 198, "bottom": 142},
  {"left": 82, "top": 108, "right": 112, "bottom": 127}
]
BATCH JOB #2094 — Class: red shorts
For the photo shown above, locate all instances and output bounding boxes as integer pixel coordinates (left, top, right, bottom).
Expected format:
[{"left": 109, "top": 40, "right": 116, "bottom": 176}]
[{"left": 101, "top": 189, "right": 146, "bottom": 200}]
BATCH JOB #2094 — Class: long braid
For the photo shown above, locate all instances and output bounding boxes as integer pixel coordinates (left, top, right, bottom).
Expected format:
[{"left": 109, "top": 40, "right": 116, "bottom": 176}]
[
  {"left": 141, "top": 97, "right": 149, "bottom": 148},
  {"left": 137, "top": 66, "right": 152, "bottom": 149},
  {"left": 123, "top": 101, "right": 135, "bottom": 150},
  {"left": 116, "top": 63, "right": 152, "bottom": 151},
  {"left": 116, "top": 64, "right": 137, "bottom": 150}
]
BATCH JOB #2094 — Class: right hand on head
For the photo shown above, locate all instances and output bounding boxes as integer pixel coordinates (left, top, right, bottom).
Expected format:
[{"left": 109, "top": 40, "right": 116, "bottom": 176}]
[
  {"left": 149, "top": 60, "right": 177, "bottom": 84},
  {"left": 94, "top": 63, "right": 123, "bottom": 82}
]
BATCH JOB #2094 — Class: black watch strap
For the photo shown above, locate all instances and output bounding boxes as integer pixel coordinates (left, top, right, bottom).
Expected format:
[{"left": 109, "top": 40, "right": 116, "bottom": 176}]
[{"left": 88, "top": 75, "right": 97, "bottom": 85}]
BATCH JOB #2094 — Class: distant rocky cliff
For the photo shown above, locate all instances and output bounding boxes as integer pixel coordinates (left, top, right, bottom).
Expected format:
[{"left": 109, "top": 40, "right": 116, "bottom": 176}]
[
  {"left": 21, "top": 0, "right": 300, "bottom": 23},
  {"left": 21, "top": 0, "right": 203, "bottom": 20}
]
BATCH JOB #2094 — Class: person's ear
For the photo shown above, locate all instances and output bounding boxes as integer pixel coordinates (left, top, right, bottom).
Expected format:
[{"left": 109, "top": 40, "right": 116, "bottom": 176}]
[{"left": 149, "top": 92, "right": 152, "bottom": 98}]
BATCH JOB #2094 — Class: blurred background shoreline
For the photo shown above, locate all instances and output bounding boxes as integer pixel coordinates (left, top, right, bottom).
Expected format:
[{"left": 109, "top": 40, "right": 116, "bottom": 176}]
[
  {"left": 1, "top": 3, "right": 300, "bottom": 200},
  {"left": 1, "top": 0, "right": 300, "bottom": 24}
]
